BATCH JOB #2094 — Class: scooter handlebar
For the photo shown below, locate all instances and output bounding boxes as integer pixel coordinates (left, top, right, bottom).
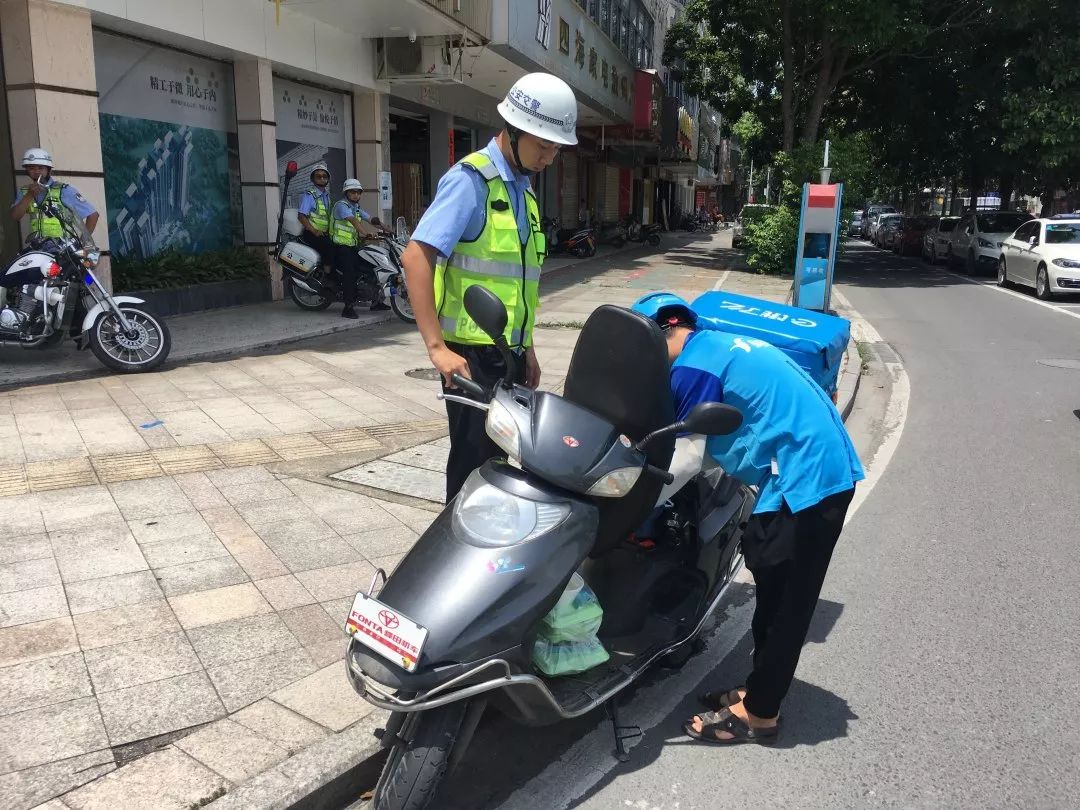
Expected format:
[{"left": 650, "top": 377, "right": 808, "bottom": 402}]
[
  {"left": 645, "top": 464, "right": 675, "bottom": 485},
  {"left": 450, "top": 374, "right": 488, "bottom": 400}
]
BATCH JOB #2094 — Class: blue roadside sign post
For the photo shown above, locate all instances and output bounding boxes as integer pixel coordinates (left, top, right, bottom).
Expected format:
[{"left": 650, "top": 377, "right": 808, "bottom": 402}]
[{"left": 792, "top": 182, "right": 844, "bottom": 313}]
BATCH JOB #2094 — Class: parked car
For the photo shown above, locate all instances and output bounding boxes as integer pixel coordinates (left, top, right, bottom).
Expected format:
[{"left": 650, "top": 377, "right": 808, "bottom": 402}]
[
  {"left": 998, "top": 216, "right": 1080, "bottom": 299},
  {"left": 875, "top": 213, "right": 902, "bottom": 248},
  {"left": 948, "top": 210, "right": 1034, "bottom": 275},
  {"left": 865, "top": 206, "right": 898, "bottom": 242},
  {"left": 732, "top": 204, "right": 777, "bottom": 247},
  {"left": 848, "top": 210, "right": 865, "bottom": 237},
  {"left": 922, "top": 216, "right": 961, "bottom": 263},
  {"left": 893, "top": 216, "right": 936, "bottom": 256}
]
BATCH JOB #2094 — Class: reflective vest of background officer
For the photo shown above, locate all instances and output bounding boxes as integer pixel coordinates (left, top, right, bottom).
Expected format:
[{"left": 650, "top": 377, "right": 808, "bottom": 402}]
[
  {"left": 331, "top": 179, "right": 385, "bottom": 320},
  {"left": 297, "top": 163, "right": 334, "bottom": 262},
  {"left": 403, "top": 72, "right": 579, "bottom": 502},
  {"left": 10, "top": 148, "right": 98, "bottom": 241}
]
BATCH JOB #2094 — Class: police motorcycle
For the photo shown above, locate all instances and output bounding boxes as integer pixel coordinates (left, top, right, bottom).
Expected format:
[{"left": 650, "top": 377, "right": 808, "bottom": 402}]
[
  {"left": 0, "top": 201, "right": 171, "bottom": 372},
  {"left": 273, "top": 162, "right": 414, "bottom": 323},
  {"left": 345, "top": 286, "right": 754, "bottom": 809}
]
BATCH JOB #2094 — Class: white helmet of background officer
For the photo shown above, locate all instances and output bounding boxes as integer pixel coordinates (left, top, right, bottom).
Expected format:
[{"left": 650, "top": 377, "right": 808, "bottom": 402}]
[
  {"left": 342, "top": 179, "right": 363, "bottom": 194},
  {"left": 22, "top": 148, "right": 54, "bottom": 168},
  {"left": 310, "top": 162, "right": 331, "bottom": 184},
  {"left": 497, "top": 73, "right": 578, "bottom": 146}
]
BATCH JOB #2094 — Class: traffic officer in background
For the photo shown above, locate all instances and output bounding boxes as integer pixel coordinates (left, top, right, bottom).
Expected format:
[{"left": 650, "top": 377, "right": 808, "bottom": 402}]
[
  {"left": 10, "top": 148, "right": 99, "bottom": 240},
  {"left": 296, "top": 163, "right": 334, "bottom": 262},
  {"left": 331, "top": 178, "right": 386, "bottom": 319},
  {"left": 402, "top": 72, "right": 579, "bottom": 502}
]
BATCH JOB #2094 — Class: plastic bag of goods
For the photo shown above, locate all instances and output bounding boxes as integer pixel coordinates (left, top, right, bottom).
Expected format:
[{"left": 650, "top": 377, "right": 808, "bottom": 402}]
[{"left": 532, "top": 573, "right": 610, "bottom": 676}]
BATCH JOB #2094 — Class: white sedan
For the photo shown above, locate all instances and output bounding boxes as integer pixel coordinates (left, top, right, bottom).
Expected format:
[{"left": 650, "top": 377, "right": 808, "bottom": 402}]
[{"left": 998, "top": 216, "right": 1080, "bottom": 299}]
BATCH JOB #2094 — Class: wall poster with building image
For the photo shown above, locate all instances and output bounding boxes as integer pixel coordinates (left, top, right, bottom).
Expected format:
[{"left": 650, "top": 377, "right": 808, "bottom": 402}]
[
  {"left": 273, "top": 76, "right": 352, "bottom": 215},
  {"left": 94, "top": 31, "right": 242, "bottom": 260}
]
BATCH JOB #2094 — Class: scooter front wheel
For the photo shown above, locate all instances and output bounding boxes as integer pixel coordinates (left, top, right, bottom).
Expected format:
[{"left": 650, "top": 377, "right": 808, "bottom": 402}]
[{"left": 373, "top": 701, "right": 468, "bottom": 810}]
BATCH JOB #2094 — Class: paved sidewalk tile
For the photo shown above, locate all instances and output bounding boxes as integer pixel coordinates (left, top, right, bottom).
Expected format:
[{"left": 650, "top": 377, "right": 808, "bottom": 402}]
[
  {"left": 168, "top": 582, "right": 272, "bottom": 629},
  {"left": 0, "top": 584, "right": 68, "bottom": 628},
  {"left": 173, "top": 718, "right": 288, "bottom": 783},
  {"left": 73, "top": 599, "right": 180, "bottom": 651},
  {"left": 0, "top": 532, "right": 51, "bottom": 565},
  {"left": 187, "top": 613, "right": 300, "bottom": 669},
  {"left": 206, "top": 646, "right": 318, "bottom": 713},
  {"left": 0, "top": 748, "right": 115, "bottom": 810},
  {"left": 109, "top": 477, "right": 193, "bottom": 520},
  {"left": 83, "top": 631, "right": 202, "bottom": 693},
  {"left": 139, "top": 531, "right": 231, "bottom": 570},
  {"left": 0, "top": 652, "right": 92, "bottom": 717},
  {"left": 96, "top": 670, "right": 225, "bottom": 745},
  {"left": 271, "top": 663, "right": 374, "bottom": 732},
  {"left": 0, "top": 557, "right": 61, "bottom": 595},
  {"left": 231, "top": 698, "right": 330, "bottom": 753},
  {"left": 154, "top": 555, "right": 249, "bottom": 597},
  {"left": 64, "top": 570, "right": 163, "bottom": 616},
  {"left": 253, "top": 573, "right": 317, "bottom": 611},
  {"left": 0, "top": 696, "right": 109, "bottom": 774},
  {"left": 61, "top": 747, "right": 227, "bottom": 810},
  {"left": 342, "top": 525, "right": 419, "bottom": 560},
  {"left": 40, "top": 486, "right": 118, "bottom": 532},
  {"left": 50, "top": 522, "right": 148, "bottom": 584},
  {"left": 294, "top": 559, "right": 376, "bottom": 603},
  {"left": 0, "top": 615, "right": 80, "bottom": 668},
  {"left": 280, "top": 603, "right": 347, "bottom": 648},
  {"left": 127, "top": 510, "right": 213, "bottom": 545},
  {"left": 0, "top": 494, "right": 45, "bottom": 536}
]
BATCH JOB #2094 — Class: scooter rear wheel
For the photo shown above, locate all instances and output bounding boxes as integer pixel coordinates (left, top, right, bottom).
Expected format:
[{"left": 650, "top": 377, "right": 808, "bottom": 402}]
[
  {"left": 287, "top": 276, "right": 333, "bottom": 311},
  {"left": 373, "top": 701, "right": 468, "bottom": 810}
]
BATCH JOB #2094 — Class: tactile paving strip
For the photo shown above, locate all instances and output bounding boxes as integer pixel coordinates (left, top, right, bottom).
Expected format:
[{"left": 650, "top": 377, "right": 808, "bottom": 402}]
[{"left": 92, "top": 452, "right": 163, "bottom": 483}]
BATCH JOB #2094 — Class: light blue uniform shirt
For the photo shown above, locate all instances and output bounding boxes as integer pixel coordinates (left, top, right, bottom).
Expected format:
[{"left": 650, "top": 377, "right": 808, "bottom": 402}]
[
  {"left": 332, "top": 200, "right": 370, "bottom": 224},
  {"left": 298, "top": 186, "right": 331, "bottom": 218},
  {"left": 12, "top": 179, "right": 97, "bottom": 220},
  {"left": 411, "top": 138, "right": 532, "bottom": 257},
  {"left": 671, "top": 329, "right": 864, "bottom": 514}
]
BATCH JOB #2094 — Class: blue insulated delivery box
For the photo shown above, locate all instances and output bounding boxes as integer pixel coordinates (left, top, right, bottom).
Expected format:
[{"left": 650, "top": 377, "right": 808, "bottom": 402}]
[{"left": 691, "top": 291, "right": 851, "bottom": 395}]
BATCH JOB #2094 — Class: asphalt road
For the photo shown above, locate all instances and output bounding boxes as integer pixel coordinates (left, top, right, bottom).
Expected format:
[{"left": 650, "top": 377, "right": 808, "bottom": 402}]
[{"left": 424, "top": 241, "right": 1080, "bottom": 809}]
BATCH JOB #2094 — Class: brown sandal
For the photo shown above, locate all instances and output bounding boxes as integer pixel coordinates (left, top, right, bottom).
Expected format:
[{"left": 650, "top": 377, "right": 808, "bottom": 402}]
[{"left": 683, "top": 708, "right": 779, "bottom": 746}]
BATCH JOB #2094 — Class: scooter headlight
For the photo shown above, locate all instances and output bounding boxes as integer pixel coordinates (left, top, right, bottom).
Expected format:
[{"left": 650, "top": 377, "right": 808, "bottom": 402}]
[
  {"left": 485, "top": 397, "right": 521, "bottom": 461},
  {"left": 452, "top": 475, "right": 569, "bottom": 548},
  {"left": 586, "top": 466, "right": 643, "bottom": 497}
]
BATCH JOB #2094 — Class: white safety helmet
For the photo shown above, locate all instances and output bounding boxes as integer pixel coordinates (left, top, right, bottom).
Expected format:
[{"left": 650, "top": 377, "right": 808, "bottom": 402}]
[
  {"left": 342, "top": 179, "right": 364, "bottom": 193},
  {"left": 309, "top": 162, "right": 331, "bottom": 182},
  {"left": 21, "top": 148, "right": 54, "bottom": 168},
  {"left": 497, "top": 73, "right": 578, "bottom": 146}
]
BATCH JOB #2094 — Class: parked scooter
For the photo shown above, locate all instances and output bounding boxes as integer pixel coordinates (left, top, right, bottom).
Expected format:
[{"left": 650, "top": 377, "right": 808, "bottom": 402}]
[
  {"left": 621, "top": 215, "right": 663, "bottom": 247},
  {"left": 541, "top": 216, "right": 597, "bottom": 257},
  {"left": 345, "top": 286, "right": 753, "bottom": 809},
  {"left": 273, "top": 163, "right": 414, "bottom": 323},
  {"left": 596, "top": 218, "right": 627, "bottom": 248},
  {"left": 0, "top": 202, "right": 171, "bottom": 372}
]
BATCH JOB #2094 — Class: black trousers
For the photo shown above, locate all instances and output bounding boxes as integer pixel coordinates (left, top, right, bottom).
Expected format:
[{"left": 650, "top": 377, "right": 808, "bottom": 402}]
[
  {"left": 334, "top": 244, "right": 359, "bottom": 306},
  {"left": 741, "top": 487, "right": 855, "bottom": 719},
  {"left": 443, "top": 342, "right": 524, "bottom": 503}
]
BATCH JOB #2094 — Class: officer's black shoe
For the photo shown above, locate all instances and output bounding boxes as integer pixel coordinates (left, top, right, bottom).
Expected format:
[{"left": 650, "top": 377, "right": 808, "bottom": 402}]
[
  {"left": 370, "top": 302, "right": 391, "bottom": 312},
  {"left": 341, "top": 305, "right": 359, "bottom": 319}
]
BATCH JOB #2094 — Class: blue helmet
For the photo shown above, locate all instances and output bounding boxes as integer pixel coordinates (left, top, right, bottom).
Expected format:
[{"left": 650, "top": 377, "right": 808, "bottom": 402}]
[{"left": 631, "top": 292, "right": 697, "bottom": 329}]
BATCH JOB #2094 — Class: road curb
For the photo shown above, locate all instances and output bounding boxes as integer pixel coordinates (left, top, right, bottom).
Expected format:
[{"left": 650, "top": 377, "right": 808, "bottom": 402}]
[{"left": 837, "top": 339, "right": 862, "bottom": 423}]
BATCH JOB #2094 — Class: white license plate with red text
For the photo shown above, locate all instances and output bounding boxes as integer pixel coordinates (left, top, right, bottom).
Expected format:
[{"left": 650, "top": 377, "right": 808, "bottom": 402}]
[{"left": 345, "top": 593, "right": 428, "bottom": 673}]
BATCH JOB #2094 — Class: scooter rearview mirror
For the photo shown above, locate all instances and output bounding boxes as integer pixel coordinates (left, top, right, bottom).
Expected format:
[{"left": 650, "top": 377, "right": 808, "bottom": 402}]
[
  {"left": 464, "top": 285, "right": 508, "bottom": 343},
  {"left": 683, "top": 402, "right": 743, "bottom": 436}
]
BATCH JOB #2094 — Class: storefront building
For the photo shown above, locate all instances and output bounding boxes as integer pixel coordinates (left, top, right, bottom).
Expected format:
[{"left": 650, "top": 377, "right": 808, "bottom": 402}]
[{"left": 1, "top": 0, "right": 668, "bottom": 306}]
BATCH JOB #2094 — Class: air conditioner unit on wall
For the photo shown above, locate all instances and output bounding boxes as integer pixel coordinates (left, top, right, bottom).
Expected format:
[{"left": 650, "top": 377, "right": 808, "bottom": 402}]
[{"left": 382, "top": 37, "right": 462, "bottom": 85}]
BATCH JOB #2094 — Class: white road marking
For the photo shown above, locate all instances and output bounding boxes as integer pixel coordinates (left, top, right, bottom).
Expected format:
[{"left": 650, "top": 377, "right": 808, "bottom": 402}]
[
  {"left": 831, "top": 289, "right": 911, "bottom": 526},
  {"left": 939, "top": 269, "right": 1080, "bottom": 321},
  {"left": 712, "top": 270, "right": 731, "bottom": 290},
  {"left": 495, "top": 288, "right": 910, "bottom": 810}
]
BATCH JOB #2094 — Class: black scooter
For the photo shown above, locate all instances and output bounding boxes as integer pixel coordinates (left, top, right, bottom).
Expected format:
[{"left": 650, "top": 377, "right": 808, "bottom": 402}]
[
  {"left": 541, "top": 216, "right": 597, "bottom": 257},
  {"left": 344, "top": 286, "right": 755, "bottom": 809}
]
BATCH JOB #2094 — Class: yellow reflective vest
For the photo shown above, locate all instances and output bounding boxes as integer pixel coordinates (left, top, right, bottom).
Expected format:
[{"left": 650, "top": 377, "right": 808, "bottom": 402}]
[
  {"left": 26, "top": 183, "right": 67, "bottom": 239},
  {"left": 434, "top": 151, "right": 545, "bottom": 349}
]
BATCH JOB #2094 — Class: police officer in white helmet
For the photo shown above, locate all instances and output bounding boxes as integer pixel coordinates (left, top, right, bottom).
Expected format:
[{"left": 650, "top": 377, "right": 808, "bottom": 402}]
[
  {"left": 10, "top": 148, "right": 99, "bottom": 242},
  {"left": 402, "top": 72, "right": 579, "bottom": 501}
]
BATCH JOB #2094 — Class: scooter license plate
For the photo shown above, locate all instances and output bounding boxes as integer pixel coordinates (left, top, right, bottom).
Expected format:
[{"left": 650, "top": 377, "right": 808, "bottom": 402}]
[{"left": 344, "top": 593, "right": 427, "bottom": 673}]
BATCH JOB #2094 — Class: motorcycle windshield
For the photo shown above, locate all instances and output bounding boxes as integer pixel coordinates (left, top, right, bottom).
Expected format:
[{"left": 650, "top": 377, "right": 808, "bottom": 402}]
[{"left": 55, "top": 204, "right": 97, "bottom": 251}]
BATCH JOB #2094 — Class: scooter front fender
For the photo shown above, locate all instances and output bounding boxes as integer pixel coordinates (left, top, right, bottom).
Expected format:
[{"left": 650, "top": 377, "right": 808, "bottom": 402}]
[
  {"left": 348, "top": 462, "right": 598, "bottom": 692},
  {"left": 80, "top": 295, "right": 146, "bottom": 335}
]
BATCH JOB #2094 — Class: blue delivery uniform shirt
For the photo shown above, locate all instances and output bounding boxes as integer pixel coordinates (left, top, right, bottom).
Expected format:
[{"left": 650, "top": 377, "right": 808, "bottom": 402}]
[{"left": 671, "top": 330, "right": 864, "bottom": 514}]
